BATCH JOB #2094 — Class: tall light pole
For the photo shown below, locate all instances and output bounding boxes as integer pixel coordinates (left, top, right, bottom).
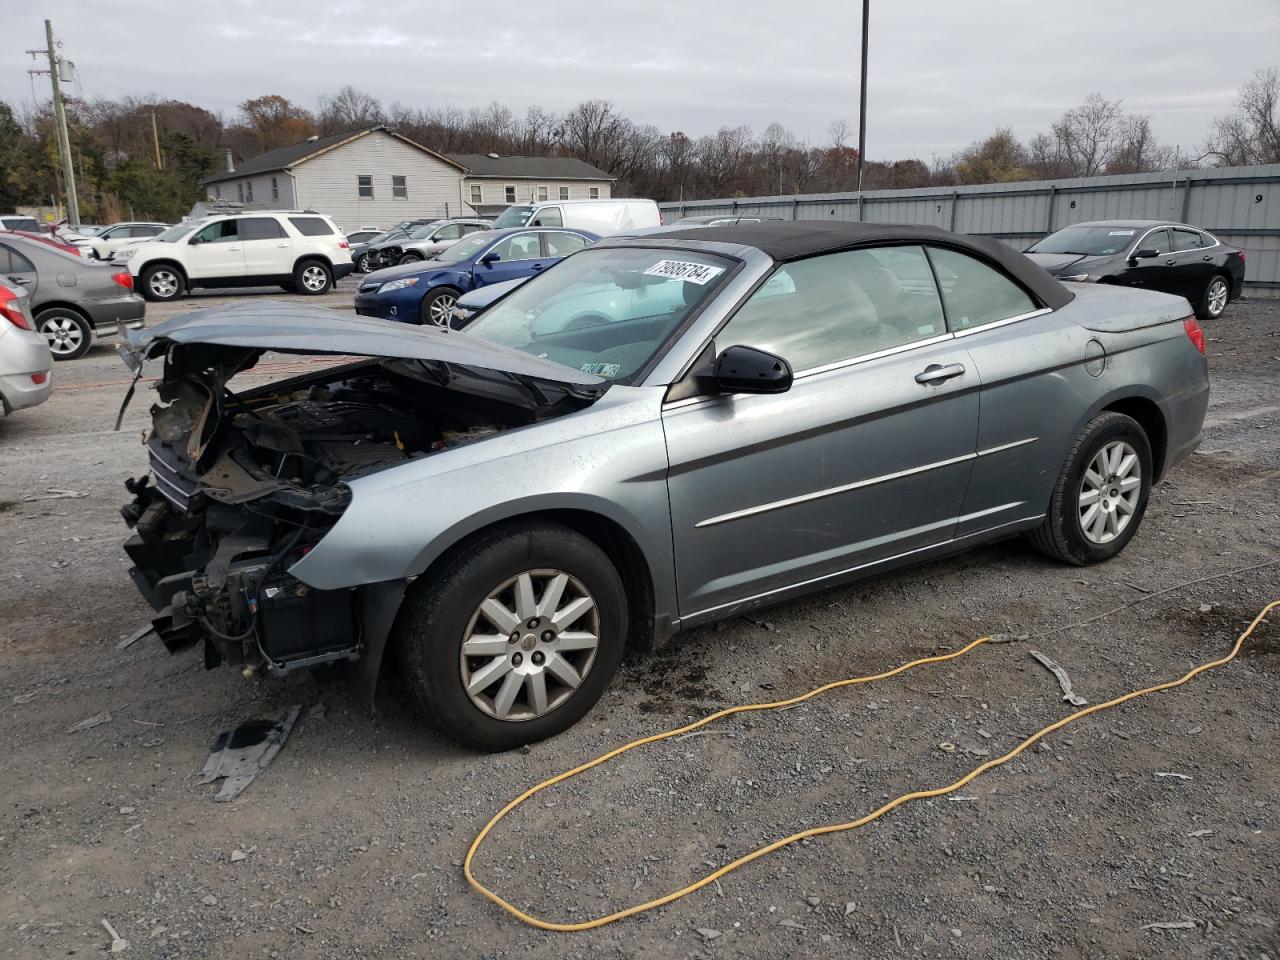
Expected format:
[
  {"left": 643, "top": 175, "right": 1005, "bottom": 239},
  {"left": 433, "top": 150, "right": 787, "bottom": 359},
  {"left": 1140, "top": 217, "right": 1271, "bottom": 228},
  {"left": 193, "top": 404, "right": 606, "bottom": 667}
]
[{"left": 856, "top": 0, "right": 870, "bottom": 194}]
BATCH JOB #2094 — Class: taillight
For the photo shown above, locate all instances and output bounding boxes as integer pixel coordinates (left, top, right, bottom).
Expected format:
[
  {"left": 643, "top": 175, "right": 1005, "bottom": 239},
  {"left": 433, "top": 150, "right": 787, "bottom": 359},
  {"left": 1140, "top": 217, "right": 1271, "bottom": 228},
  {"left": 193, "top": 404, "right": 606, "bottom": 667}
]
[
  {"left": 31, "top": 372, "right": 47, "bottom": 385},
  {"left": 0, "top": 286, "right": 32, "bottom": 330},
  {"left": 1183, "top": 316, "right": 1206, "bottom": 354},
  {"left": 112, "top": 272, "right": 133, "bottom": 290},
  {"left": 338, "top": 240, "right": 350, "bottom": 249}
]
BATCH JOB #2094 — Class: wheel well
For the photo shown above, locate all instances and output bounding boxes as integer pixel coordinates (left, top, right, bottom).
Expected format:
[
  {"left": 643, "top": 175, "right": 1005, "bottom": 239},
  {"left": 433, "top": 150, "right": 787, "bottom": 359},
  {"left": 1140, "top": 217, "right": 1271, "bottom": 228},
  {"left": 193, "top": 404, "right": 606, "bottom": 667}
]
[
  {"left": 293, "top": 255, "right": 332, "bottom": 273},
  {"left": 33, "top": 301, "right": 90, "bottom": 323},
  {"left": 415, "top": 509, "right": 657, "bottom": 652},
  {"left": 1103, "top": 397, "right": 1168, "bottom": 481},
  {"left": 139, "top": 259, "right": 187, "bottom": 282}
]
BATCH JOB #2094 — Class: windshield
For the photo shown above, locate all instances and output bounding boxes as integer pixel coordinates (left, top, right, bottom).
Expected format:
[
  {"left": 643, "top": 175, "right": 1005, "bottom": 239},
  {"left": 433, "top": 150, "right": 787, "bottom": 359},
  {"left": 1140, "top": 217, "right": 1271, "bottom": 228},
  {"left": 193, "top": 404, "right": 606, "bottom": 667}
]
[
  {"left": 436, "top": 232, "right": 494, "bottom": 264},
  {"left": 408, "top": 224, "right": 438, "bottom": 240},
  {"left": 494, "top": 205, "right": 534, "bottom": 228},
  {"left": 1028, "top": 225, "right": 1139, "bottom": 257},
  {"left": 152, "top": 222, "right": 201, "bottom": 243},
  {"left": 464, "top": 246, "right": 732, "bottom": 382}
]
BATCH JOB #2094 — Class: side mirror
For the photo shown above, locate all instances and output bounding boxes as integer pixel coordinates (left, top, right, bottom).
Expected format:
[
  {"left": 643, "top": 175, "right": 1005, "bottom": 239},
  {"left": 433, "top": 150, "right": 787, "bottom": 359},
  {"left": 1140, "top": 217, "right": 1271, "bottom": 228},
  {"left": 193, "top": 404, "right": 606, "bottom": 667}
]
[
  {"left": 480, "top": 251, "right": 501, "bottom": 265},
  {"left": 189, "top": 235, "right": 204, "bottom": 245},
  {"left": 713, "top": 345, "right": 793, "bottom": 395},
  {"left": 1131, "top": 248, "right": 1159, "bottom": 260}
]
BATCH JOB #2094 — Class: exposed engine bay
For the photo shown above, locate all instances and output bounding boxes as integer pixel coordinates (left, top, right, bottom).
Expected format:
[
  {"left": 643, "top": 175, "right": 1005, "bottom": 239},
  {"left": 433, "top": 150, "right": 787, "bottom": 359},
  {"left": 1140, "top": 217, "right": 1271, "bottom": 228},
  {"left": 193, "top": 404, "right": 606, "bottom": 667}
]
[{"left": 122, "top": 343, "right": 596, "bottom": 678}]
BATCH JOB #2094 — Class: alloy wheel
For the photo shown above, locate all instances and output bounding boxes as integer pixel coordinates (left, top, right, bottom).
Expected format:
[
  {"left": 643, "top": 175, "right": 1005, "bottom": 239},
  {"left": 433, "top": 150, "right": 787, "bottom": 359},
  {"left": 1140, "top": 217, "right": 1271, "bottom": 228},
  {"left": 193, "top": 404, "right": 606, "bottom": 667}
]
[
  {"left": 149, "top": 270, "right": 178, "bottom": 298},
  {"left": 428, "top": 293, "right": 457, "bottom": 325},
  {"left": 301, "top": 265, "right": 328, "bottom": 292},
  {"left": 459, "top": 569, "right": 600, "bottom": 722},
  {"left": 39, "top": 315, "right": 85, "bottom": 357},
  {"left": 1078, "top": 440, "right": 1141, "bottom": 544},
  {"left": 1207, "top": 278, "right": 1228, "bottom": 317}
]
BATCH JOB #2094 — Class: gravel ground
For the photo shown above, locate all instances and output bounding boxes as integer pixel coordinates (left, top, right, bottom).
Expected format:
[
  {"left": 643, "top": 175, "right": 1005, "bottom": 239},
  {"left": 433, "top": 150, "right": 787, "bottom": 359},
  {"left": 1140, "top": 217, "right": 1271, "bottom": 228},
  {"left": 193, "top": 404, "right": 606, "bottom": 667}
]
[{"left": 1, "top": 290, "right": 1278, "bottom": 959}]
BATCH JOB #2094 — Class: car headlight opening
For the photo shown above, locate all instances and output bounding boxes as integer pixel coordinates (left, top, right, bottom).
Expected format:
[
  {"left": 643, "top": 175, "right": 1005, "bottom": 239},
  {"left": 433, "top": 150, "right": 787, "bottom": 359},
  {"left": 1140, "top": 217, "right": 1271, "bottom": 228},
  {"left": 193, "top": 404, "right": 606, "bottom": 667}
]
[{"left": 378, "top": 277, "right": 420, "bottom": 294}]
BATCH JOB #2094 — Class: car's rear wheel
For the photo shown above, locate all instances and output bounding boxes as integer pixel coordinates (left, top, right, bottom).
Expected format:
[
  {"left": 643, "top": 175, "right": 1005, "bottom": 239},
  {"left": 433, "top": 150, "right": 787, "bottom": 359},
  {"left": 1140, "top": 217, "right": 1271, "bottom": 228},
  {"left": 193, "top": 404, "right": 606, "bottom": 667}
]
[
  {"left": 1030, "top": 411, "right": 1152, "bottom": 565},
  {"left": 294, "top": 260, "right": 332, "bottom": 295},
  {"left": 1198, "top": 275, "right": 1230, "bottom": 321},
  {"left": 140, "top": 264, "right": 183, "bottom": 302},
  {"left": 419, "top": 287, "right": 460, "bottom": 326},
  {"left": 35, "top": 307, "right": 93, "bottom": 361},
  {"left": 395, "top": 521, "right": 628, "bottom": 751},
  {"left": 398, "top": 252, "right": 423, "bottom": 265}
]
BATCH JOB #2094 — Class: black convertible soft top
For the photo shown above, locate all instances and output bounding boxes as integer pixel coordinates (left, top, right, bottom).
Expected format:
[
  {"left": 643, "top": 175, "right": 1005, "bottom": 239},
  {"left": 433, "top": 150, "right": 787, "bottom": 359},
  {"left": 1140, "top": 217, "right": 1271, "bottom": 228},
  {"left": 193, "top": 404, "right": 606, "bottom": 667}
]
[{"left": 658, "top": 221, "right": 1073, "bottom": 310}]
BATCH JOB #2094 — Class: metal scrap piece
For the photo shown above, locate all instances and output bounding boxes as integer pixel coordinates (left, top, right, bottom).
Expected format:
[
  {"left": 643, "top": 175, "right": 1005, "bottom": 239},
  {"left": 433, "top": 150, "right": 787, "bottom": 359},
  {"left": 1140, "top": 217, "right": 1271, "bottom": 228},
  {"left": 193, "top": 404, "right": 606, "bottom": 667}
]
[
  {"left": 117, "top": 623, "right": 156, "bottom": 650},
  {"left": 1028, "top": 650, "right": 1088, "bottom": 706},
  {"left": 197, "top": 705, "right": 300, "bottom": 801}
]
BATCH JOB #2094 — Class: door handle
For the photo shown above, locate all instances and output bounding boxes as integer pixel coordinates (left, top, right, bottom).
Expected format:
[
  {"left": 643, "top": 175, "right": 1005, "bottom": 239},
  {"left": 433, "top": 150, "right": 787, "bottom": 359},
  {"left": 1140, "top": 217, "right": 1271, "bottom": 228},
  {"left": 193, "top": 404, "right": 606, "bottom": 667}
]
[
  {"left": 1164, "top": 258, "right": 1176, "bottom": 265},
  {"left": 228, "top": 245, "right": 241, "bottom": 251},
  {"left": 531, "top": 263, "right": 544, "bottom": 271},
  {"left": 915, "top": 362, "right": 965, "bottom": 385},
  {"left": 8, "top": 275, "right": 29, "bottom": 284},
  {"left": 276, "top": 242, "right": 289, "bottom": 248},
  {"left": 1202, "top": 255, "right": 1212, "bottom": 261}
]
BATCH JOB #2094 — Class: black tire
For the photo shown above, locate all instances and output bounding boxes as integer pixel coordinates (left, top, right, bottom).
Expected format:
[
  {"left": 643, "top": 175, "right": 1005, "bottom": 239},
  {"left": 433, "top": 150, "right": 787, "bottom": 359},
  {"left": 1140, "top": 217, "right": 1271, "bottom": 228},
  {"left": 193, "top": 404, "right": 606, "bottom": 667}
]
[
  {"left": 357, "top": 253, "right": 375, "bottom": 273},
  {"left": 293, "top": 260, "right": 332, "bottom": 296},
  {"left": 1197, "top": 274, "right": 1230, "bottom": 321},
  {"left": 395, "top": 521, "right": 628, "bottom": 751},
  {"left": 419, "top": 286, "right": 461, "bottom": 326},
  {"left": 35, "top": 307, "right": 93, "bottom": 361},
  {"left": 398, "top": 252, "right": 424, "bottom": 265},
  {"left": 1030, "top": 411, "right": 1153, "bottom": 565},
  {"left": 139, "top": 263, "right": 184, "bottom": 302}
]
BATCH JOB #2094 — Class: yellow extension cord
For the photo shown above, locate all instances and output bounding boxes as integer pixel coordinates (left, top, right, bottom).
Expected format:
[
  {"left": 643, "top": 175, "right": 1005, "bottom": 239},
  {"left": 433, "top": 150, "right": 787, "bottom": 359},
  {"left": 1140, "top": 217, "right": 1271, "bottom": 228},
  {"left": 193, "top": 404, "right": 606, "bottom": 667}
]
[{"left": 465, "top": 597, "right": 1279, "bottom": 932}]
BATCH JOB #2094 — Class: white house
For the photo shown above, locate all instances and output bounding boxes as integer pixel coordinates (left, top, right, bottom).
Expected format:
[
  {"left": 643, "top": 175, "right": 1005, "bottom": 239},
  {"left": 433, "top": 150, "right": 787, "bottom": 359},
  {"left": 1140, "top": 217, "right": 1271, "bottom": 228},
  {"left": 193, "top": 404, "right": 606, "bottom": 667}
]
[{"left": 201, "top": 127, "right": 616, "bottom": 230}]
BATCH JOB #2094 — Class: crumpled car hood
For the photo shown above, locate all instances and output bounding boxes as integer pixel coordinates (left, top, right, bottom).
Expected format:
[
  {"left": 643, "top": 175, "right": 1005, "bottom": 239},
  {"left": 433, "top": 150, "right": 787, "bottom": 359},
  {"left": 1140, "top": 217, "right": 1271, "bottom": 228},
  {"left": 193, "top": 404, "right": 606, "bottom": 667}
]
[{"left": 122, "top": 301, "right": 606, "bottom": 387}]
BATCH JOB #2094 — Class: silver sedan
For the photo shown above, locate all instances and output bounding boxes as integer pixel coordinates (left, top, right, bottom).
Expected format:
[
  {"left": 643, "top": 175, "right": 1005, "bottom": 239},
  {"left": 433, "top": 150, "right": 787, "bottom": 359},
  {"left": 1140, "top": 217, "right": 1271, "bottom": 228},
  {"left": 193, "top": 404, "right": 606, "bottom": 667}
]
[{"left": 119, "top": 222, "right": 1209, "bottom": 750}]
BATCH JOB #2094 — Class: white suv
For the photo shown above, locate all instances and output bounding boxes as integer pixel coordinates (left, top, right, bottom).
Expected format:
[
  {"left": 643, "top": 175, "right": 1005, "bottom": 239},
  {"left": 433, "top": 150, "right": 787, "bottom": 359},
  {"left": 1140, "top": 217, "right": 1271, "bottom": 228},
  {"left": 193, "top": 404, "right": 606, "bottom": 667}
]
[{"left": 116, "top": 212, "right": 354, "bottom": 302}]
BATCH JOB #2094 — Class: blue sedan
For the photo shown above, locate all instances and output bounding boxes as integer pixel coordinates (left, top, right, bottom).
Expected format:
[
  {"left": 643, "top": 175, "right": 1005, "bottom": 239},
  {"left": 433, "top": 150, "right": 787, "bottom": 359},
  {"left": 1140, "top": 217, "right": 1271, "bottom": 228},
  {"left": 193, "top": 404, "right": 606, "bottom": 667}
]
[{"left": 353, "top": 226, "right": 600, "bottom": 325}]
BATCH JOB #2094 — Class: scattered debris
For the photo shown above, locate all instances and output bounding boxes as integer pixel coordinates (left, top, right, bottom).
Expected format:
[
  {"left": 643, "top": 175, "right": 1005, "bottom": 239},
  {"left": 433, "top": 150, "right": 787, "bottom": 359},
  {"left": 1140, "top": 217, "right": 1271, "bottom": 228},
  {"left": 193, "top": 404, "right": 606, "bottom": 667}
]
[
  {"left": 844, "top": 901, "right": 857, "bottom": 917},
  {"left": 948, "top": 796, "right": 978, "bottom": 803},
  {"left": 696, "top": 928, "right": 722, "bottom": 940},
  {"left": 1187, "top": 829, "right": 1213, "bottom": 838},
  {"left": 100, "top": 918, "right": 128, "bottom": 953},
  {"left": 937, "top": 741, "right": 957, "bottom": 753},
  {"left": 119, "top": 806, "right": 135, "bottom": 815},
  {"left": 1155, "top": 772, "right": 1193, "bottom": 781},
  {"left": 230, "top": 849, "right": 247, "bottom": 862},
  {"left": 777, "top": 918, "right": 805, "bottom": 930},
  {"left": 21, "top": 488, "right": 88, "bottom": 502},
  {"left": 117, "top": 624, "right": 156, "bottom": 651},
  {"left": 976, "top": 728, "right": 992, "bottom": 740},
  {"left": 66, "top": 711, "right": 111, "bottom": 733},
  {"left": 12, "top": 690, "right": 38, "bottom": 705},
  {"left": 130, "top": 719, "right": 162, "bottom": 727},
  {"left": 805, "top": 895, "right": 821, "bottom": 907},
  {"left": 200, "top": 894, "right": 218, "bottom": 906},
  {"left": 1140, "top": 919, "right": 1198, "bottom": 932},
  {"left": 1029, "top": 650, "right": 1088, "bottom": 706},
  {"left": 1198, "top": 603, "right": 1215, "bottom": 613},
  {"left": 197, "top": 705, "right": 301, "bottom": 801}
]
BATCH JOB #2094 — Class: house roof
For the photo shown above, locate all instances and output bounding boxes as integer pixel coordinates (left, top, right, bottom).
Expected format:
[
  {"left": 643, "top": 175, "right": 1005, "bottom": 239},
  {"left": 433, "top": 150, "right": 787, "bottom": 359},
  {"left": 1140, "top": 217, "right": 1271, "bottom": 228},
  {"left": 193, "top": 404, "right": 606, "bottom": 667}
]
[
  {"left": 447, "top": 154, "right": 616, "bottom": 181},
  {"left": 201, "top": 126, "right": 466, "bottom": 185}
]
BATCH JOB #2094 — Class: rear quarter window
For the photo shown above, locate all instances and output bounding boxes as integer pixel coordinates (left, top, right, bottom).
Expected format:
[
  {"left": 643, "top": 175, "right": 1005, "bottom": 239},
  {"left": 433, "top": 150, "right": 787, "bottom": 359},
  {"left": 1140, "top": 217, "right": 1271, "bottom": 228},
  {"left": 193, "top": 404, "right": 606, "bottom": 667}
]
[{"left": 289, "top": 217, "right": 335, "bottom": 237}]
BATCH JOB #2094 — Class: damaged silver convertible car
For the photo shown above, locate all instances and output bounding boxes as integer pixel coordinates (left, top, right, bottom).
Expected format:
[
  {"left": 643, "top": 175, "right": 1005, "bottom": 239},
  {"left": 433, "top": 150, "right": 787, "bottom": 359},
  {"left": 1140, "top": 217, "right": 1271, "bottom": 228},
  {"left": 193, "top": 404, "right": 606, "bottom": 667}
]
[{"left": 120, "top": 222, "right": 1209, "bottom": 750}]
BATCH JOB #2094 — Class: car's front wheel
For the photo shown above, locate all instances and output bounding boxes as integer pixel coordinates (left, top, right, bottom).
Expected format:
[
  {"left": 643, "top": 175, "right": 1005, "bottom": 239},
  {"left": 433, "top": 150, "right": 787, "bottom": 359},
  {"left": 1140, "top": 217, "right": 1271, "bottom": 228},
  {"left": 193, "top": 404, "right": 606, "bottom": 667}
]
[
  {"left": 419, "top": 287, "right": 460, "bottom": 326},
  {"left": 398, "top": 252, "right": 423, "bottom": 265},
  {"left": 1030, "top": 411, "right": 1152, "bottom": 565},
  {"left": 294, "top": 260, "right": 332, "bottom": 295},
  {"left": 139, "top": 264, "right": 184, "bottom": 302},
  {"left": 395, "top": 521, "right": 628, "bottom": 751},
  {"left": 1198, "top": 275, "right": 1230, "bottom": 321},
  {"left": 35, "top": 307, "right": 93, "bottom": 361}
]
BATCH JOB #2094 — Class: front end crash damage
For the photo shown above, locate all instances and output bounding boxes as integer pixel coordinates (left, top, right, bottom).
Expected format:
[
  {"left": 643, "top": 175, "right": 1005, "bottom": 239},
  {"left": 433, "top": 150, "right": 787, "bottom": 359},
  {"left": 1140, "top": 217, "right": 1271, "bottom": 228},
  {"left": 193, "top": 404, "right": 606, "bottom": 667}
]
[{"left": 119, "top": 309, "right": 604, "bottom": 691}]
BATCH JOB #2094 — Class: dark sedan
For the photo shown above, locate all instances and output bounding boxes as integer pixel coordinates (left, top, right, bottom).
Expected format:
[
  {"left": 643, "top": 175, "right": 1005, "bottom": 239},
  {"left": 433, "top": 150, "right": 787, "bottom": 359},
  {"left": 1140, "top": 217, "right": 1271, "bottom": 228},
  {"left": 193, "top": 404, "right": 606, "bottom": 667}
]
[{"left": 1025, "top": 220, "right": 1245, "bottom": 320}]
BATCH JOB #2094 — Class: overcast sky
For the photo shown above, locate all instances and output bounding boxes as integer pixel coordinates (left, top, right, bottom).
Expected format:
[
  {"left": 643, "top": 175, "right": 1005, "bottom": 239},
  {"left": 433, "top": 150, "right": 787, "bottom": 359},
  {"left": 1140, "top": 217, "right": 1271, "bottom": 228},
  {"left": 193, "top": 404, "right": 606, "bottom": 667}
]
[{"left": 3, "top": 0, "right": 1277, "bottom": 159}]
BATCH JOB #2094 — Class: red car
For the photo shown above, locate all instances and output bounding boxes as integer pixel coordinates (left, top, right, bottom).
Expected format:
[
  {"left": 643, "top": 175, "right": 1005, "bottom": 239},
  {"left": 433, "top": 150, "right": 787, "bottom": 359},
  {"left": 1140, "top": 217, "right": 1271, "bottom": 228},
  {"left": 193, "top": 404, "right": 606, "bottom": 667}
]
[{"left": 1, "top": 229, "right": 81, "bottom": 257}]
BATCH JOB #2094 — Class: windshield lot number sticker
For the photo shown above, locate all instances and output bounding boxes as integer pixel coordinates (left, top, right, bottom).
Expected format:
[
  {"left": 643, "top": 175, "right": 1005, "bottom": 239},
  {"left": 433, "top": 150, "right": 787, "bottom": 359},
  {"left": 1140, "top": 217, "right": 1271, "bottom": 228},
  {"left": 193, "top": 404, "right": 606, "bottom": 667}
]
[
  {"left": 1108, "top": 230, "right": 1136, "bottom": 236},
  {"left": 644, "top": 260, "right": 725, "bottom": 285},
  {"left": 580, "top": 362, "right": 622, "bottom": 377}
]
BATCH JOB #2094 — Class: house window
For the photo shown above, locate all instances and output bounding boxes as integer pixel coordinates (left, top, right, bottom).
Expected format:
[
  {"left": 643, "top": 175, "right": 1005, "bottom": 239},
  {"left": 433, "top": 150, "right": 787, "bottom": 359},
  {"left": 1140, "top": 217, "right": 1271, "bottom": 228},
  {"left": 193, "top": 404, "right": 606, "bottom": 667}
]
[
  {"left": 271, "top": 177, "right": 279, "bottom": 201},
  {"left": 470, "top": 184, "right": 483, "bottom": 205},
  {"left": 245, "top": 180, "right": 253, "bottom": 202},
  {"left": 214, "top": 185, "right": 221, "bottom": 198},
  {"left": 589, "top": 187, "right": 600, "bottom": 199},
  {"left": 558, "top": 186, "right": 569, "bottom": 200},
  {"left": 358, "top": 175, "right": 374, "bottom": 199},
  {"left": 237, "top": 182, "right": 244, "bottom": 202},
  {"left": 537, "top": 185, "right": 548, "bottom": 202},
  {"left": 392, "top": 175, "right": 408, "bottom": 200},
  {"left": 504, "top": 185, "right": 516, "bottom": 204}
]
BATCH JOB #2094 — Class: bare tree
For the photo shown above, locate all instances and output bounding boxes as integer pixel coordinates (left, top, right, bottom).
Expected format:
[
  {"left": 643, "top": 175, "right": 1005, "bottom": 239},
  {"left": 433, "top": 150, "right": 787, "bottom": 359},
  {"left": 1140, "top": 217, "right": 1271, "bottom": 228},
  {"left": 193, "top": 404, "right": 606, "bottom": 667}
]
[
  {"left": 317, "top": 86, "right": 384, "bottom": 134},
  {"left": 1052, "top": 93, "right": 1125, "bottom": 177},
  {"left": 1206, "top": 68, "right": 1280, "bottom": 166},
  {"left": 827, "top": 118, "right": 853, "bottom": 150}
]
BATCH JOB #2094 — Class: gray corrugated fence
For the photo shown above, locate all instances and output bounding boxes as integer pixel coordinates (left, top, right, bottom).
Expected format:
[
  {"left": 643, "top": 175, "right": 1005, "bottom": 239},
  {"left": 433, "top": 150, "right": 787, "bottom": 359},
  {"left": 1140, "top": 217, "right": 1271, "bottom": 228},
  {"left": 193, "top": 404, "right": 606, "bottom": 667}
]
[{"left": 659, "top": 163, "right": 1280, "bottom": 293}]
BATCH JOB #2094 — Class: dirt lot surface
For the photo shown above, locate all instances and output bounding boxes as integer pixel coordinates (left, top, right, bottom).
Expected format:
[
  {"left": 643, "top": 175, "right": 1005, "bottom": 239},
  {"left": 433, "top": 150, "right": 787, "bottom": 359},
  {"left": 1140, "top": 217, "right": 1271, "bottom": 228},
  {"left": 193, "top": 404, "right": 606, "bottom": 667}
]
[{"left": 2, "top": 288, "right": 1278, "bottom": 959}]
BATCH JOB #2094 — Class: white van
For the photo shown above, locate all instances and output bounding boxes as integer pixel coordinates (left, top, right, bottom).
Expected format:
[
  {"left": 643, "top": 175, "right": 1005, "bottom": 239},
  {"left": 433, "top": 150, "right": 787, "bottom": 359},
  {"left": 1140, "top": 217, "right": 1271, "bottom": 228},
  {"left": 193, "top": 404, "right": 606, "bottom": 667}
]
[{"left": 491, "top": 199, "right": 661, "bottom": 236}]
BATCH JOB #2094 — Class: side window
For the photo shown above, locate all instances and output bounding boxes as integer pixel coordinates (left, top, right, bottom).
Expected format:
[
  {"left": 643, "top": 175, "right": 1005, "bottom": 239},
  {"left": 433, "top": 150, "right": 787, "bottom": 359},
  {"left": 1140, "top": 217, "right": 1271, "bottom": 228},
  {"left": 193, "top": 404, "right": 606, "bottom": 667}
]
[
  {"left": 461, "top": 224, "right": 485, "bottom": 236},
  {"left": 543, "top": 232, "right": 588, "bottom": 257},
  {"left": 433, "top": 224, "right": 463, "bottom": 241},
  {"left": 1173, "top": 228, "right": 1205, "bottom": 252},
  {"left": 289, "top": 217, "right": 334, "bottom": 237},
  {"left": 926, "top": 247, "right": 1037, "bottom": 332},
  {"left": 715, "top": 246, "right": 947, "bottom": 373},
  {"left": 0, "top": 243, "right": 35, "bottom": 274},
  {"left": 240, "top": 217, "right": 287, "bottom": 241},
  {"left": 193, "top": 220, "right": 238, "bottom": 244},
  {"left": 1138, "top": 228, "right": 1171, "bottom": 255},
  {"left": 530, "top": 206, "right": 563, "bottom": 227},
  {"left": 136, "top": 226, "right": 163, "bottom": 238},
  {"left": 491, "top": 232, "right": 542, "bottom": 262},
  {"left": 357, "top": 175, "right": 374, "bottom": 199}
]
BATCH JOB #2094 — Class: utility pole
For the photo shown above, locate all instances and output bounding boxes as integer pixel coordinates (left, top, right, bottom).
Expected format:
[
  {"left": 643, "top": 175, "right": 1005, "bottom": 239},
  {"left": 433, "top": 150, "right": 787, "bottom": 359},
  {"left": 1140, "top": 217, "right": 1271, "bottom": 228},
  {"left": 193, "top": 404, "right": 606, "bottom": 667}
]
[
  {"left": 27, "top": 20, "right": 80, "bottom": 226},
  {"left": 151, "top": 110, "right": 164, "bottom": 170},
  {"left": 856, "top": 0, "right": 870, "bottom": 194}
]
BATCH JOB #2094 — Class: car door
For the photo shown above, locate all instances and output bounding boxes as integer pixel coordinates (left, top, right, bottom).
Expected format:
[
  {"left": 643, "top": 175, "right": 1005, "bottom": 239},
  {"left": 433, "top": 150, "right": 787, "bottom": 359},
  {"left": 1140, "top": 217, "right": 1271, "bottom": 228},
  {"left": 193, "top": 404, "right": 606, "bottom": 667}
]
[
  {"left": 1125, "top": 227, "right": 1173, "bottom": 293},
  {"left": 238, "top": 217, "right": 293, "bottom": 278},
  {"left": 473, "top": 231, "right": 549, "bottom": 287},
  {"left": 1168, "top": 228, "right": 1215, "bottom": 301},
  {"left": 0, "top": 242, "right": 39, "bottom": 297},
  {"left": 662, "top": 244, "right": 981, "bottom": 619},
  {"left": 185, "top": 219, "right": 245, "bottom": 280}
]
